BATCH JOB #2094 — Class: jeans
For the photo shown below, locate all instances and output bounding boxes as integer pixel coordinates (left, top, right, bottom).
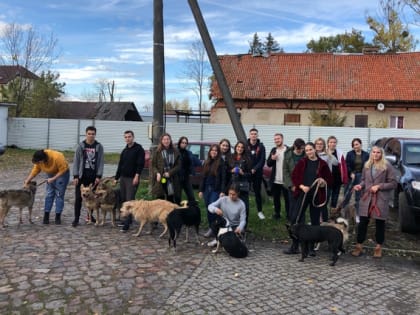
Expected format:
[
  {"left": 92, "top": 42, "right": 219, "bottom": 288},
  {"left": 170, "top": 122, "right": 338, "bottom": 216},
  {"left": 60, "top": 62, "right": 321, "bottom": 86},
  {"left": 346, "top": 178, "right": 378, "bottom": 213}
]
[
  {"left": 45, "top": 170, "right": 70, "bottom": 213},
  {"left": 271, "top": 183, "right": 290, "bottom": 219},
  {"left": 203, "top": 185, "right": 220, "bottom": 227},
  {"left": 120, "top": 176, "right": 139, "bottom": 230}
]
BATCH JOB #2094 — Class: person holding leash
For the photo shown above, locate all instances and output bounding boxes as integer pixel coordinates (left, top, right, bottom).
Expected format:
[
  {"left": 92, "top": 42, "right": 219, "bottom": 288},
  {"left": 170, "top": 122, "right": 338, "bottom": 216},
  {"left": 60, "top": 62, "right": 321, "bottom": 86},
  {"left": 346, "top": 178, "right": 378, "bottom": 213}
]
[
  {"left": 24, "top": 149, "right": 70, "bottom": 225},
  {"left": 351, "top": 146, "right": 397, "bottom": 258},
  {"left": 71, "top": 126, "right": 104, "bottom": 227},
  {"left": 115, "top": 130, "right": 145, "bottom": 232},
  {"left": 283, "top": 142, "right": 332, "bottom": 255}
]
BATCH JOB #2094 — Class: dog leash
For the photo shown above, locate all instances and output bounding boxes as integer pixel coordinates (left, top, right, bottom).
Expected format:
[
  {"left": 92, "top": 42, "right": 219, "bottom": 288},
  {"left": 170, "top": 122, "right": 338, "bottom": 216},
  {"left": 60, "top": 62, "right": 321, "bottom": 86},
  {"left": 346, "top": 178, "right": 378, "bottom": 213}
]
[
  {"left": 294, "top": 178, "right": 328, "bottom": 225},
  {"left": 361, "top": 190, "right": 381, "bottom": 217},
  {"left": 37, "top": 179, "right": 48, "bottom": 186}
]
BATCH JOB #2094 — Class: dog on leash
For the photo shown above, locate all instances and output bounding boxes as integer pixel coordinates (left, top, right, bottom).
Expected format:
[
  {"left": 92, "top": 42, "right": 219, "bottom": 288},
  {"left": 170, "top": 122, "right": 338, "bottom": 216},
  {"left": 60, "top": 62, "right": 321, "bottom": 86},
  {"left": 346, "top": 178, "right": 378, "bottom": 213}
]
[
  {"left": 0, "top": 181, "right": 37, "bottom": 227},
  {"left": 321, "top": 217, "right": 350, "bottom": 244},
  {"left": 330, "top": 204, "right": 356, "bottom": 234},
  {"left": 287, "top": 223, "right": 345, "bottom": 266},
  {"left": 80, "top": 184, "right": 100, "bottom": 225},
  {"left": 210, "top": 216, "right": 248, "bottom": 258},
  {"left": 167, "top": 200, "right": 201, "bottom": 249},
  {"left": 95, "top": 178, "right": 121, "bottom": 227},
  {"left": 119, "top": 199, "right": 179, "bottom": 237}
]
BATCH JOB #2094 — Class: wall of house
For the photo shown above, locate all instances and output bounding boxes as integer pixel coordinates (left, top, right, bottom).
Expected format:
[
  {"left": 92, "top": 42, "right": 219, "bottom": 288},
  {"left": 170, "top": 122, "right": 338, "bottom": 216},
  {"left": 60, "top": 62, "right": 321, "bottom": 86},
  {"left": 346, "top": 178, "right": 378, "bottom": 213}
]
[
  {"left": 211, "top": 108, "right": 420, "bottom": 129},
  {"left": 6, "top": 118, "right": 420, "bottom": 157}
]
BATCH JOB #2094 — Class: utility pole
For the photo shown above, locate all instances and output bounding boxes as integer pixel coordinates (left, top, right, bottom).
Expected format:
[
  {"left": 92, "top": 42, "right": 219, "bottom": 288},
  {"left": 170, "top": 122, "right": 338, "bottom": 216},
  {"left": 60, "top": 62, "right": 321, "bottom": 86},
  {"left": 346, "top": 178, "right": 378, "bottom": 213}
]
[
  {"left": 187, "top": 0, "right": 246, "bottom": 143},
  {"left": 152, "top": 0, "right": 165, "bottom": 146}
]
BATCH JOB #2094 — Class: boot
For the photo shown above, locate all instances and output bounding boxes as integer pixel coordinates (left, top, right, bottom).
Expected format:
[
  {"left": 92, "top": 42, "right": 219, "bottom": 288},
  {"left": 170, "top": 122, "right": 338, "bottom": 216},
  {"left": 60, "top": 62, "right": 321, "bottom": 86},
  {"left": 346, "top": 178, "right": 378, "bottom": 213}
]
[
  {"left": 55, "top": 213, "right": 61, "bottom": 225},
  {"left": 351, "top": 243, "right": 363, "bottom": 257},
  {"left": 43, "top": 212, "right": 50, "bottom": 225},
  {"left": 283, "top": 239, "right": 300, "bottom": 254},
  {"left": 373, "top": 244, "right": 382, "bottom": 258}
]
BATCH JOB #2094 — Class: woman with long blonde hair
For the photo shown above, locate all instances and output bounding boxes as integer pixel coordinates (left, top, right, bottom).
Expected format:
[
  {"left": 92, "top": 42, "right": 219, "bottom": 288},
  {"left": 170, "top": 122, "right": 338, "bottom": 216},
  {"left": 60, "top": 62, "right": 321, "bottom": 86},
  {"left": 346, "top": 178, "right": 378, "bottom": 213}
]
[{"left": 352, "top": 146, "right": 397, "bottom": 258}]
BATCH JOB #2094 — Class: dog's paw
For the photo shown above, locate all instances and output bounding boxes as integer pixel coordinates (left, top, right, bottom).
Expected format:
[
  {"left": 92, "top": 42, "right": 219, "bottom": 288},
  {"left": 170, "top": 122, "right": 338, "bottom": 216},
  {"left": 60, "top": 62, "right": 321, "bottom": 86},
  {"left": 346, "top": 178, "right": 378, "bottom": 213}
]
[{"left": 211, "top": 249, "right": 218, "bottom": 254}]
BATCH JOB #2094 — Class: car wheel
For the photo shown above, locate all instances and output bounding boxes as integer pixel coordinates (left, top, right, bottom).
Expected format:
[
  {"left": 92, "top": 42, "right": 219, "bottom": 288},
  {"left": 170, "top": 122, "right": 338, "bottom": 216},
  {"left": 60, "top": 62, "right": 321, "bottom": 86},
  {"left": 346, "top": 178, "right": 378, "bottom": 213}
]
[{"left": 398, "top": 192, "right": 419, "bottom": 233}]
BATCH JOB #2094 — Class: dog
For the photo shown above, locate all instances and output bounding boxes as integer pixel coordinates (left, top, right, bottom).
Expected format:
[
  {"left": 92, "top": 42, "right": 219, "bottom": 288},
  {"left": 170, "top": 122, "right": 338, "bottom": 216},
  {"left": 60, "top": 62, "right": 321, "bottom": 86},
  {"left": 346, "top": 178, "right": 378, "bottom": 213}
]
[
  {"left": 210, "top": 216, "right": 248, "bottom": 258},
  {"left": 95, "top": 178, "right": 120, "bottom": 227},
  {"left": 330, "top": 204, "right": 356, "bottom": 234},
  {"left": 80, "top": 184, "right": 100, "bottom": 225},
  {"left": 322, "top": 217, "right": 349, "bottom": 244},
  {"left": 0, "top": 181, "right": 37, "bottom": 227},
  {"left": 119, "top": 199, "right": 179, "bottom": 237},
  {"left": 287, "top": 223, "right": 345, "bottom": 266},
  {"left": 167, "top": 200, "right": 201, "bottom": 250}
]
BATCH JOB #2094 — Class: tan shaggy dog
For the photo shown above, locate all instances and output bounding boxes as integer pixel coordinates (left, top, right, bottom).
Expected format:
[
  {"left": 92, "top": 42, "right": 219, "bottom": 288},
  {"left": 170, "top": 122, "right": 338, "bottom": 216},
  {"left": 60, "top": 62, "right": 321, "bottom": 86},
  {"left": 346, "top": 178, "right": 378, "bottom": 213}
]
[
  {"left": 0, "top": 181, "right": 37, "bottom": 227},
  {"left": 94, "top": 178, "right": 119, "bottom": 227},
  {"left": 80, "top": 184, "right": 100, "bottom": 225},
  {"left": 119, "top": 199, "right": 180, "bottom": 237}
]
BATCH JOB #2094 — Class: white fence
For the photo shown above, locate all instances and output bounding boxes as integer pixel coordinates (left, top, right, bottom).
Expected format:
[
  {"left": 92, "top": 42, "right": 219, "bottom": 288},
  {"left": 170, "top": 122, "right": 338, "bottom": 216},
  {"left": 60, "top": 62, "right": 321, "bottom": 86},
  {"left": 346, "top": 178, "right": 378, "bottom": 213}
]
[{"left": 6, "top": 117, "right": 420, "bottom": 155}]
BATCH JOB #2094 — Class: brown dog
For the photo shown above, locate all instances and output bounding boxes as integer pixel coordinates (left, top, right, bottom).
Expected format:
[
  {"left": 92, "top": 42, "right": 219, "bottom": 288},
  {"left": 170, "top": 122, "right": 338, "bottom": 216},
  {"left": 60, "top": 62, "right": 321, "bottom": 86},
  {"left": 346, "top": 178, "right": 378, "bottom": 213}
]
[
  {"left": 0, "top": 181, "right": 37, "bottom": 227},
  {"left": 119, "top": 199, "right": 179, "bottom": 237},
  {"left": 95, "top": 178, "right": 119, "bottom": 227},
  {"left": 80, "top": 184, "right": 100, "bottom": 225}
]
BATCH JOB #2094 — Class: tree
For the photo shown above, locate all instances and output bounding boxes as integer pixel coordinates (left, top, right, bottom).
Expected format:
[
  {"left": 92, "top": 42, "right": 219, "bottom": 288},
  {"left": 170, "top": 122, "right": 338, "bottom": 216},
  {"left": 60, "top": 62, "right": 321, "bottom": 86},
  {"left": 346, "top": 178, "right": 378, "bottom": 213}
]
[
  {"left": 366, "top": 0, "right": 417, "bottom": 52},
  {"left": 181, "top": 40, "right": 211, "bottom": 121},
  {"left": 264, "top": 33, "right": 284, "bottom": 53},
  {"left": 248, "top": 33, "right": 264, "bottom": 55},
  {"left": 403, "top": 0, "right": 420, "bottom": 24},
  {"left": 96, "top": 79, "right": 117, "bottom": 102},
  {"left": 308, "top": 104, "right": 347, "bottom": 127},
  {"left": 165, "top": 99, "right": 190, "bottom": 111},
  {"left": 306, "top": 29, "right": 371, "bottom": 53},
  {"left": 25, "top": 71, "right": 65, "bottom": 118},
  {"left": 0, "top": 23, "right": 59, "bottom": 116}
]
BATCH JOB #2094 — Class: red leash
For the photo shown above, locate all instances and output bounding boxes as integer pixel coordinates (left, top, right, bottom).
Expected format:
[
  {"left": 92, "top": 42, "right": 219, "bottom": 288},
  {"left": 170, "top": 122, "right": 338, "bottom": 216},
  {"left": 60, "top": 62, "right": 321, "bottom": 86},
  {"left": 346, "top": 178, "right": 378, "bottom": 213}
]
[{"left": 362, "top": 190, "right": 381, "bottom": 217}]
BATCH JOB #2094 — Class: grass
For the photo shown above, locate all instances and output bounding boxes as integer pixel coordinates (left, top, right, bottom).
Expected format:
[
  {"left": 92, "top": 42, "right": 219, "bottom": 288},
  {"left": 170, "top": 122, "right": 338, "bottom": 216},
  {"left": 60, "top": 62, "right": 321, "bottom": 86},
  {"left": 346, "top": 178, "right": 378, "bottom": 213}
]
[
  {"left": 0, "top": 148, "right": 290, "bottom": 242},
  {"left": 134, "top": 181, "right": 290, "bottom": 242}
]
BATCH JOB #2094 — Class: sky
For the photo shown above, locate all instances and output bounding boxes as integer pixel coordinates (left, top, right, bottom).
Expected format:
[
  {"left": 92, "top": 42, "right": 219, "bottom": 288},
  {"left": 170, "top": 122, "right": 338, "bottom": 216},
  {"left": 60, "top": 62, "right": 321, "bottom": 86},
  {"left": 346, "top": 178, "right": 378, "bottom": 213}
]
[{"left": 0, "top": 0, "right": 419, "bottom": 111}]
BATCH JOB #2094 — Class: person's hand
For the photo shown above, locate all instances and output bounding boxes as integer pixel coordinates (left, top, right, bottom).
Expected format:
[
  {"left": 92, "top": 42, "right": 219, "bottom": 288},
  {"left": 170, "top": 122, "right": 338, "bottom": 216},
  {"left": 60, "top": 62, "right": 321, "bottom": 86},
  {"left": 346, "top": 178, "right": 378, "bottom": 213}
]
[
  {"left": 271, "top": 153, "right": 277, "bottom": 160},
  {"left": 353, "top": 184, "right": 362, "bottom": 191},
  {"left": 163, "top": 172, "right": 170, "bottom": 178},
  {"left": 215, "top": 208, "right": 223, "bottom": 216},
  {"left": 300, "top": 185, "right": 310, "bottom": 193},
  {"left": 73, "top": 178, "right": 79, "bottom": 186},
  {"left": 95, "top": 178, "right": 100, "bottom": 185},
  {"left": 156, "top": 173, "right": 161, "bottom": 182},
  {"left": 219, "top": 192, "right": 225, "bottom": 197},
  {"left": 318, "top": 178, "right": 327, "bottom": 188},
  {"left": 370, "top": 185, "right": 380, "bottom": 193},
  {"left": 198, "top": 192, "right": 203, "bottom": 199},
  {"left": 47, "top": 178, "right": 54, "bottom": 184},
  {"left": 251, "top": 169, "right": 256, "bottom": 174},
  {"left": 350, "top": 173, "right": 355, "bottom": 180},
  {"left": 235, "top": 227, "right": 242, "bottom": 234}
]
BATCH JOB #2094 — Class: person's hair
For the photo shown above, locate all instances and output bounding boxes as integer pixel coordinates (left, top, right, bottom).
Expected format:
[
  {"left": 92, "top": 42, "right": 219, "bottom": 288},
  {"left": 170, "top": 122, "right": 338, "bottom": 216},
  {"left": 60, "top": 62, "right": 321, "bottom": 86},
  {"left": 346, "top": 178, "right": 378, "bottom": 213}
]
[
  {"left": 304, "top": 142, "right": 317, "bottom": 157},
  {"left": 219, "top": 138, "right": 232, "bottom": 155},
  {"left": 157, "top": 133, "right": 174, "bottom": 152},
  {"left": 365, "top": 146, "right": 387, "bottom": 170},
  {"left": 274, "top": 133, "right": 284, "bottom": 138},
  {"left": 249, "top": 128, "right": 258, "bottom": 133},
  {"left": 228, "top": 183, "right": 240, "bottom": 194},
  {"left": 327, "top": 135, "right": 337, "bottom": 143},
  {"left": 86, "top": 126, "right": 96, "bottom": 134},
  {"left": 124, "top": 130, "right": 134, "bottom": 137},
  {"left": 177, "top": 136, "right": 188, "bottom": 148},
  {"left": 293, "top": 138, "right": 305, "bottom": 149},
  {"left": 351, "top": 138, "right": 362, "bottom": 148},
  {"left": 202, "top": 144, "right": 221, "bottom": 176},
  {"left": 232, "top": 141, "right": 251, "bottom": 165},
  {"left": 314, "top": 137, "right": 326, "bottom": 152},
  {"left": 32, "top": 150, "right": 48, "bottom": 163}
]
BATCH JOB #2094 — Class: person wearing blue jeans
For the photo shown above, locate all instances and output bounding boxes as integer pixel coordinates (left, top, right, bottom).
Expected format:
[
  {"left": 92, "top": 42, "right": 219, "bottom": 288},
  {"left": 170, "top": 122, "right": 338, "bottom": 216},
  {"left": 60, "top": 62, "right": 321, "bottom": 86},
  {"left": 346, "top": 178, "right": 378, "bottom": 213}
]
[{"left": 24, "top": 149, "right": 70, "bottom": 225}]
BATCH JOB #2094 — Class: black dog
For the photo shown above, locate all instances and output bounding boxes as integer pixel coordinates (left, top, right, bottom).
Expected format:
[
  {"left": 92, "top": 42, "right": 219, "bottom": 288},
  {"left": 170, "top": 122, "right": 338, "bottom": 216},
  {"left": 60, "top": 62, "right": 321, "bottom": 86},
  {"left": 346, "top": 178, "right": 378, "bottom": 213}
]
[
  {"left": 167, "top": 200, "right": 201, "bottom": 250},
  {"left": 287, "top": 224, "right": 345, "bottom": 266},
  {"left": 210, "top": 216, "right": 248, "bottom": 258}
]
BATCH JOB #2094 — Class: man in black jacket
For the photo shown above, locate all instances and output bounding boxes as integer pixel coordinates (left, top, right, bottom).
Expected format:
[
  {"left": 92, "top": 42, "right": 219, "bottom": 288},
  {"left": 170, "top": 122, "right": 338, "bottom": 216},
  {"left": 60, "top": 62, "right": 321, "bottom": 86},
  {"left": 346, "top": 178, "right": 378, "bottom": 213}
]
[
  {"left": 247, "top": 128, "right": 266, "bottom": 220},
  {"left": 115, "top": 130, "right": 145, "bottom": 232}
]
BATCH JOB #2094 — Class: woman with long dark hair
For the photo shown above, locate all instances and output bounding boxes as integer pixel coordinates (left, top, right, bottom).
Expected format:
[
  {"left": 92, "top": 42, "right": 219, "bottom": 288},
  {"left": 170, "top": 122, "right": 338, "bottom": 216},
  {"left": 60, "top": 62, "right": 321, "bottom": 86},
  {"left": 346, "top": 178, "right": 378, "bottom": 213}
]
[{"left": 177, "top": 136, "right": 199, "bottom": 202}]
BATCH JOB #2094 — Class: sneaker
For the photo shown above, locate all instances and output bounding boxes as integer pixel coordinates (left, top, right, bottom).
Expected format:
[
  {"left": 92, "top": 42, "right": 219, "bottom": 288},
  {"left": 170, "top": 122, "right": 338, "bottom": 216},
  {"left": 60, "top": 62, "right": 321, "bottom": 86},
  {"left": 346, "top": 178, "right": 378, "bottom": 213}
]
[
  {"left": 71, "top": 221, "right": 79, "bottom": 227},
  {"left": 308, "top": 249, "right": 316, "bottom": 257},
  {"left": 203, "top": 228, "right": 213, "bottom": 238},
  {"left": 314, "top": 242, "right": 320, "bottom": 251},
  {"left": 257, "top": 212, "right": 265, "bottom": 220},
  {"left": 207, "top": 239, "right": 217, "bottom": 247}
]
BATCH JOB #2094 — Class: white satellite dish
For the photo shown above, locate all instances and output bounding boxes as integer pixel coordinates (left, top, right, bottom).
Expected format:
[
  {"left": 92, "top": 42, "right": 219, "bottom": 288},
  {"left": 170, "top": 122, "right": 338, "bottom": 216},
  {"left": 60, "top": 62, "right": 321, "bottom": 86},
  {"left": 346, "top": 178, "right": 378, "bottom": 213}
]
[{"left": 377, "top": 103, "right": 385, "bottom": 111}]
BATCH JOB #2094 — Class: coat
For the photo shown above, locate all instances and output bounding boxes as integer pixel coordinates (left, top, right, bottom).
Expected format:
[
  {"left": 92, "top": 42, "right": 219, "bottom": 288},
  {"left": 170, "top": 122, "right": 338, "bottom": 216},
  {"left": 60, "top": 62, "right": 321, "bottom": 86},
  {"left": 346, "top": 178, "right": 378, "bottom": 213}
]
[
  {"left": 151, "top": 148, "right": 181, "bottom": 199},
  {"left": 358, "top": 162, "right": 397, "bottom": 220},
  {"left": 291, "top": 157, "right": 333, "bottom": 203}
]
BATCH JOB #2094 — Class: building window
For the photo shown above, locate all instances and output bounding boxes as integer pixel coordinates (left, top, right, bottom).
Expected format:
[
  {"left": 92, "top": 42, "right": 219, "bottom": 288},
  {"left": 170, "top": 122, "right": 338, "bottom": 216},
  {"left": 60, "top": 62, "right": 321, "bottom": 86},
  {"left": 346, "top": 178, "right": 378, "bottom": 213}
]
[
  {"left": 284, "top": 113, "right": 300, "bottom": 125},
  {"left": 389, "top": 116, "right": 404, "bottom": 129},
  {"left": 355, "top": 115, "right": 368, "bottom": 128}
]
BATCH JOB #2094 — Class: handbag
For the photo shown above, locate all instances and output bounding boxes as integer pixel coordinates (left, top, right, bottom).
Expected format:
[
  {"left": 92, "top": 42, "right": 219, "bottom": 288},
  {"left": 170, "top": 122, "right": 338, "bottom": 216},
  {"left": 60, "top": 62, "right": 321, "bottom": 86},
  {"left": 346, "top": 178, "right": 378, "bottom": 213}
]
[{"left": 166, "top": 180, "right": 174, "bottom": 196}]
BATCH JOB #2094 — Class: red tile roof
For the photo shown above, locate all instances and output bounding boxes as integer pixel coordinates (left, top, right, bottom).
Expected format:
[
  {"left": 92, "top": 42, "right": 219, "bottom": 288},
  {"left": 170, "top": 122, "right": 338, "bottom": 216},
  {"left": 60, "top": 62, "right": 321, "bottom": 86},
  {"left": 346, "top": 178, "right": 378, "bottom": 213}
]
[{"left": 211, "top": 52, "right": 420, "bottom": 102}]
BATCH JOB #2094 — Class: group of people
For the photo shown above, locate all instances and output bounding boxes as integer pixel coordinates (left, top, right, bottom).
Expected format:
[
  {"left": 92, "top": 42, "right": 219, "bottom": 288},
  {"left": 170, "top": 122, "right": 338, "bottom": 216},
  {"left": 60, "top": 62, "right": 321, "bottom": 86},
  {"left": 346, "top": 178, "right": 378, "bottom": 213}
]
[{"left": 23, "top": 127, "right": 397, "bottom": 258}]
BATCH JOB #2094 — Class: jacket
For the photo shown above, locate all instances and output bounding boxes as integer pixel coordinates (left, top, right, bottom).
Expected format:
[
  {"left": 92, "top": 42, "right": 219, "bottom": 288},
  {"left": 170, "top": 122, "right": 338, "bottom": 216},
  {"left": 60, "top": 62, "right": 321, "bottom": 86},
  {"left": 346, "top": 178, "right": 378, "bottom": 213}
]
[
  {"left": 72, "top": 140, "right": 104, "bottom": 180},
  {"left": 267, "top": 145, "right": 288, "bottom": 186},
  {"left": 291, "top": 157, "right": 333, "bottom": 203},
  {"left": 115, "top": 142, "right": 145, "bottom": 180},
  {"left": 151, "top": 147, "right": 181, "bottom": 198},
  {"left": 358, "top": 162, "right": 397, "bottom": 220},
  {"left": 282, "top": 147, "right": 304, "bottom": 189},
  {"left": 346, "top": 150, "right": 370, "bottom": 177},
  {"left": 247, "top": 139, "right": 266, "bottom": 173}
]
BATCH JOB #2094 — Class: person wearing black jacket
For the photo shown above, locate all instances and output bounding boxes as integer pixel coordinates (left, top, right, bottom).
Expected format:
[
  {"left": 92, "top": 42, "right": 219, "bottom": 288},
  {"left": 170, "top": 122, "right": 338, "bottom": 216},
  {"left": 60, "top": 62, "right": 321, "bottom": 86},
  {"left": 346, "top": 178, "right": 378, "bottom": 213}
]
[
  {"left": 115, "top": 130, "right": 145, "bottom": 232},
  {"left": 177, "top": 136, "right": 201, "bottom": 202},
  {"left": 247, "top": 128, "right": 266, "bottom": 220}
]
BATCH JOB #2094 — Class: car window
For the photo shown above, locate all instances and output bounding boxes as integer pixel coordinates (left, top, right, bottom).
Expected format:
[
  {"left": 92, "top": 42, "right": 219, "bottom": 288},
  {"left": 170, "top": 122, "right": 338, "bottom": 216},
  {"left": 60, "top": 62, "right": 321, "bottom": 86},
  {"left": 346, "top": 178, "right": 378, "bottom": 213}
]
[
  {"left": 202, "top": 145, "right": 211, "bottom": 160},
  {"left": 187, "top": 144, "right": 201, "bottom": 160},
  {"left": 404, "top": 144, "right": 420, "bottom": 165}
]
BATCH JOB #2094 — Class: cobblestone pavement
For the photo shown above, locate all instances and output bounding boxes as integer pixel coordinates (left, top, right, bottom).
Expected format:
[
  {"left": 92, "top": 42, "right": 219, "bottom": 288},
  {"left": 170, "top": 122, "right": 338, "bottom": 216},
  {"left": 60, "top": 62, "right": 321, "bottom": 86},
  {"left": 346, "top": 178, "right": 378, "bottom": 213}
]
[{"left": 1, "top": 166, "right": 420, "bottom": 314}]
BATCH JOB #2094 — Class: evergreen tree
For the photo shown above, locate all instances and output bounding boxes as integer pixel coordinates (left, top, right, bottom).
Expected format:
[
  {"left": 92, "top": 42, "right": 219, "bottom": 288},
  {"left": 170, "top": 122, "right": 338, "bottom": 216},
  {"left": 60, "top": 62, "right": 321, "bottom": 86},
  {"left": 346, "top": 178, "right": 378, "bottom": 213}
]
[
  {"left": 248, "top": 33, "right": 264, "bottom": 55},
  {"left": 264, "top": 33, "right": 283, "bottom": 53}
]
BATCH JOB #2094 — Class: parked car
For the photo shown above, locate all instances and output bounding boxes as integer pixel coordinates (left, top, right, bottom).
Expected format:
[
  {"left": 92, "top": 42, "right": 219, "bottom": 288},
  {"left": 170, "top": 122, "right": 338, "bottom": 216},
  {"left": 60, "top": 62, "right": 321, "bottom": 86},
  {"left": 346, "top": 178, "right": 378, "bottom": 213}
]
[{"left": 373, "top": 137, "right": 420, "bottom": 233}]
